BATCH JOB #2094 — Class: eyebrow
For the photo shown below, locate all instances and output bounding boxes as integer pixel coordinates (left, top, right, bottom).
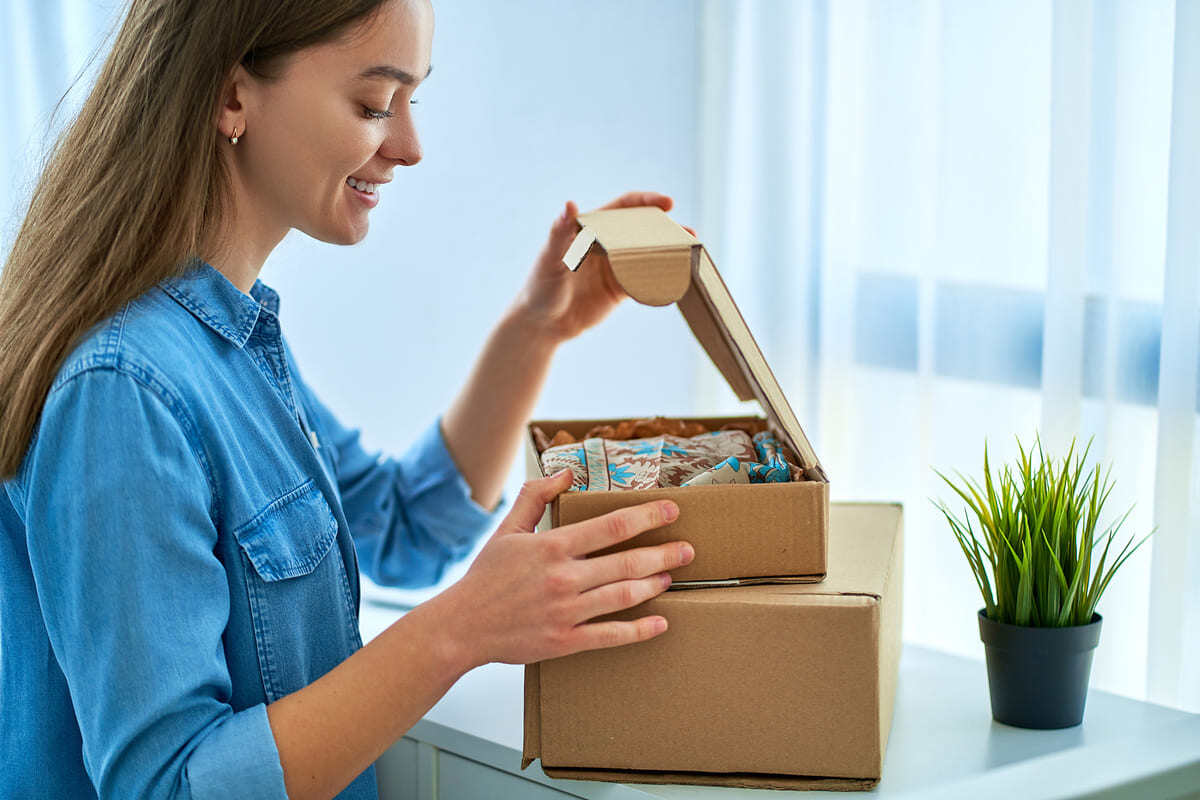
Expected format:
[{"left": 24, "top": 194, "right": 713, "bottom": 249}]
[{"left": 357, "top": 63, "right": 433, "bottom": 85}]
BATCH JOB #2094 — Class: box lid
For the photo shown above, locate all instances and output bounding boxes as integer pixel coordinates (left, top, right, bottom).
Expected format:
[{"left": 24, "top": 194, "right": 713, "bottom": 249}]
[{"left": 563, "top": 206, "right": 826, "bottom": 481}]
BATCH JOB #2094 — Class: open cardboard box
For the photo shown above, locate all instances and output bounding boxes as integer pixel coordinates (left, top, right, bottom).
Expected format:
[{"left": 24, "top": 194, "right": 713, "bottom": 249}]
[
  {"left": 525, "top": 207, "right": 829, "bottom": 585},
  {"left": 522, "top": 502, "right": 904, "bottom": 790}
]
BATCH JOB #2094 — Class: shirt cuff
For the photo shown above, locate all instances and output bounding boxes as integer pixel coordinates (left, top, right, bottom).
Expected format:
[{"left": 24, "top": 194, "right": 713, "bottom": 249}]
[
  {"left": 184, "top": 703, "right": 288, "bottom": 800},
  {"left": 399, "top": 416, "right": 508, "bottom": 542}
]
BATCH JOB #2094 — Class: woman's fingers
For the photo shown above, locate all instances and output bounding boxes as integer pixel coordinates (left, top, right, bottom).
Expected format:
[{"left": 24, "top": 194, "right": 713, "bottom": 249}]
[
  {"left": 580, "top": 193, "right": 695, "bottom": 238},
  {"left": 573, "top": 539, "right": 695, "bottom": 591},
  {"left": 567, "top": 615, "right": 669, "bottom": 652},
  {"left": 572, "top": 572, "right": 673, "bottom": 625},
  {"left": 596, "top": 191, "right": 673, "bottom": 212},
  {"left": 558, "top": 500, "right": 679, "bottom": 557},
  {"left": 551, "top": 200, "right": 581, "bottom": 235},
  {"left": 493, "top": 469, "right": 573, "bottom": 536}
]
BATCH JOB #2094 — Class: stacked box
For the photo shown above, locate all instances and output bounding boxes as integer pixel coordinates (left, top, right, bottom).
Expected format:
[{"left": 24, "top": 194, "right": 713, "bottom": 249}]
[{"left": 523, "top": 502, "right": 903, "bottom": 789}]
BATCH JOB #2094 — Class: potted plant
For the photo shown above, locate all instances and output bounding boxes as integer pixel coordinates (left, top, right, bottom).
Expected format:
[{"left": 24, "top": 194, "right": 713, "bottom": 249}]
[{"left": 933, "top": 436, "right": 1152, "bottom": 729}]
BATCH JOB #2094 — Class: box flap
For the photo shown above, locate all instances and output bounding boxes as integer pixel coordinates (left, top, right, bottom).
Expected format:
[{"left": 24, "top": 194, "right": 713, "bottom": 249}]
[
  {"left": 563, "top": 207, "right": 826, "bottom": 480},
  {"left": 563, "top": 207, "right": 694, "bottom": 306}
]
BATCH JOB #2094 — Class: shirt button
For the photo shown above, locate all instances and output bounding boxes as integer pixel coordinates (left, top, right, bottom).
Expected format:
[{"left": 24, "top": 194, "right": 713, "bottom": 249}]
[{"left": 308, "top": 430, "right": 320, "bottom": 450}]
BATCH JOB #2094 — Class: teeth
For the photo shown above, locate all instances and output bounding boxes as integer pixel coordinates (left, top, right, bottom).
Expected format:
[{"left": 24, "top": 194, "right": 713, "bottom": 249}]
[{"left": 346, "top": 177, "right": 376, "bottom": 194}]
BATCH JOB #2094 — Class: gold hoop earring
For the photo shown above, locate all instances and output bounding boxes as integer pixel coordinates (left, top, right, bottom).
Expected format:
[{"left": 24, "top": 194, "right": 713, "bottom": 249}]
[{"left": 229, "top": 125, "right": 241, "bottom": 145}]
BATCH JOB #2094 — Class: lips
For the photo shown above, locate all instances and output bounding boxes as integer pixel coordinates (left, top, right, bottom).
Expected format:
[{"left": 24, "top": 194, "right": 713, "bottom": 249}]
[{"left": 348, "top": 179, "right": 379, "bottom": 208}]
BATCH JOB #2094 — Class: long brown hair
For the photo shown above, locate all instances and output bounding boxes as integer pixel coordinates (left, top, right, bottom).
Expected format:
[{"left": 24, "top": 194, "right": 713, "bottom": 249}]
[{"left": 0, "top": 0, "right": 389, "bottom": 480}]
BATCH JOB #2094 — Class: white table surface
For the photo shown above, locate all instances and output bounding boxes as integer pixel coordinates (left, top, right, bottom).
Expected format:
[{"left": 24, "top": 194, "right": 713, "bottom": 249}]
[{"left": 360, "top": 602, "right": 1200, "bottom": 799}]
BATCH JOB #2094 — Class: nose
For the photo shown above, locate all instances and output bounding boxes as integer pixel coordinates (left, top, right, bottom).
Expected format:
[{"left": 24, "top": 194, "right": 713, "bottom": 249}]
[{"left": 380, "top": 106, "right": 422, "bottom": 167}]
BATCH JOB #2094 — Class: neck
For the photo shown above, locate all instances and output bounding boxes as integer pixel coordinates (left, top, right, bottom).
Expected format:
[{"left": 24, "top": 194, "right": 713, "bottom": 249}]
[{"left": 200, "top": 160, "right": 289, "bottom": 296}]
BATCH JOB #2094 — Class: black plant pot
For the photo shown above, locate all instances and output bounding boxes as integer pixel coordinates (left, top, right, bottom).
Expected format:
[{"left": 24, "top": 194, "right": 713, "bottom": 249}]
[{"left": 977, "top": 608, "right": 1102, "bottom": 729}]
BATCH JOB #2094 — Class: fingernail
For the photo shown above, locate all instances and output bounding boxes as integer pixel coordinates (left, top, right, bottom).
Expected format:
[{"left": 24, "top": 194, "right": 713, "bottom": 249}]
[
  {"left": 659, "top": 572, "right": 672, "bottom": 589},
  {"left": 679, "top": 543, "right": 694, "bottom": 563},
  {"left": 654, "top": 617, "right": 668, "bottom": 634},
  {"left": 661, "top": 502, "right": 679, "bottom": 522},
  {"left": 554, "top": 468, "right": 571, "bottom": 479}
]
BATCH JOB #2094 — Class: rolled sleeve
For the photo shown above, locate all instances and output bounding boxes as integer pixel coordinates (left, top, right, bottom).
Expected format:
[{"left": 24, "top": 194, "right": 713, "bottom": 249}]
[
  {"left": 184, "top": 703, "right": 285, "bottom": 800},
  {"left": 395, "top": 414, "right": 505, "bottom": 545},
  {"left": 322, "top": 410, "right": 506, "bottom": 589},
  {"left": 21, "top": 366, "right": 288, "bottom": 799}
]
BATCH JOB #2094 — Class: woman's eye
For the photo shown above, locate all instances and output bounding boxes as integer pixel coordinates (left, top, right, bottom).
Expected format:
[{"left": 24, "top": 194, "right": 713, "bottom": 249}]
[{"left": 362, "top": 105, "right": 394, "bottom": 120}]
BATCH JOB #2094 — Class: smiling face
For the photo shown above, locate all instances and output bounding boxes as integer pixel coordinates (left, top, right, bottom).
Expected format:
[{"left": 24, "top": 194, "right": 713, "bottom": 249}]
[{"left": 227, "top": 0, "right": 433, "bottom": 246}]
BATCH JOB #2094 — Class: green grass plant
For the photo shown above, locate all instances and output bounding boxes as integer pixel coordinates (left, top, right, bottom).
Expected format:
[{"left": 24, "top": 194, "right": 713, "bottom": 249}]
[{"left": 933, "top": 436, "right": 1152, "bottom": 628}]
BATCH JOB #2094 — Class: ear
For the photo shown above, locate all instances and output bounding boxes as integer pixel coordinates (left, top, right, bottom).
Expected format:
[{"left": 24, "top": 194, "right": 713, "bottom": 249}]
[{"left": 214, "top": 64, "right": 252, "bottom": 140}]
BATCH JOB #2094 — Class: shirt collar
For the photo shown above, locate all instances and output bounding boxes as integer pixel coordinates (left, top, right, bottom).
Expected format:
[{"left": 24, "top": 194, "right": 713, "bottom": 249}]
[{"left": 158, "top": 256, "right": 280, "bottom": 348}]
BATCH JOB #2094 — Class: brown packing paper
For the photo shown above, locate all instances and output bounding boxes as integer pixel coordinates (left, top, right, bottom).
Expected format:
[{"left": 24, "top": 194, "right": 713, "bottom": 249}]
[{"left": 522, "top": 502, "right": 904, "bottom": 789}]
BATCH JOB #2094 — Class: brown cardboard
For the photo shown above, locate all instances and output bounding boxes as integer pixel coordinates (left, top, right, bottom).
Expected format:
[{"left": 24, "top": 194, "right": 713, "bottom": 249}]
[
  {"left": 521, "top": 502, "right": 904, "bottom": 790},
  {"left": 527, "top": 206, "right": 829, "bottom": 584},
  {"left": 527, "top": 416, "right": 827, "bottom": 585}
]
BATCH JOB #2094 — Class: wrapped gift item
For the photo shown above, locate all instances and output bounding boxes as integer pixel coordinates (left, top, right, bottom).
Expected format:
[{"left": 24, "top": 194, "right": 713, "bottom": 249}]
[
  {"left": 681, "top": 432, "right": 796, "bottom": 487},
  {"left": 540, "top": 427, "right": 799, "bottom": 491}
]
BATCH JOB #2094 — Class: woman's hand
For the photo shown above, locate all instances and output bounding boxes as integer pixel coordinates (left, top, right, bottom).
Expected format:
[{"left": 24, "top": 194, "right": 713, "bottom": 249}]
[
  {"left": 439, "top": 468, "right": 695, "bottom": 669},
  {"left": 511, "top": 191, "right": 698, "bottom": 345}
]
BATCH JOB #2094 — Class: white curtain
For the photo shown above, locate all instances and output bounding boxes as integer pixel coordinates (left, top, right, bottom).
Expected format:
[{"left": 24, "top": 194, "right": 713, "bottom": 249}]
[
  {"left": 697, "top": 0, "right": 1199, "bottom": 711},
  {"left": 1, "top": 0, "right": 117, "bottom": 256}
]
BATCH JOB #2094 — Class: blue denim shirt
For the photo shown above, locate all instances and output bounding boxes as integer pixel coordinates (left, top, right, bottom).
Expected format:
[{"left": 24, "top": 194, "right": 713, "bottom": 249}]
[{"left": 0, "top": 258, "right": 505, "bottom": 798}]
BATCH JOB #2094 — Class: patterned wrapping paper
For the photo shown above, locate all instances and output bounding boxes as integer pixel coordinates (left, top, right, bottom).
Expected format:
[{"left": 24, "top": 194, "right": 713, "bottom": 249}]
[
  {"left": 682, "top": 431, "right": 795, "bottom": 487},
  {"left": 540, "top": 429, "right": 798, "bottom": 492}
]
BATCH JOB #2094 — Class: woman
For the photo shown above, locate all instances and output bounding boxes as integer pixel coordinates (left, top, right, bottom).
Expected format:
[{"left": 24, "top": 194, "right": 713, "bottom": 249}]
[{"left": 0, "top": 1, "right": 696, "bottom": 797}]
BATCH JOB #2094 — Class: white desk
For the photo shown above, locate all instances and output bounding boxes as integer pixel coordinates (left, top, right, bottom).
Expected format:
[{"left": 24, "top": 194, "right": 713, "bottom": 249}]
[{"left": 360, "top": 603, "right": 1200, "bottom": 799}]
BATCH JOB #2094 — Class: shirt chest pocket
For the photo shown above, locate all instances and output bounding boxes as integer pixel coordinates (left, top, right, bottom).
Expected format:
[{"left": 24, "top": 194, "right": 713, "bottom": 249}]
[{"left": 232, "top": 479, "right": 360, "bottom": 701}]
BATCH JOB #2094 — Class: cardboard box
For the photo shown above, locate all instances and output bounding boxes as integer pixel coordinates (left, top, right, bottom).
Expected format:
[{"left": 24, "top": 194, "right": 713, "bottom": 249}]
[
  {"left": 522, "top": 502, "right": 904, "bottom": 791},
  {"left": 526, "top": 207, "right": 829, "bottom": 585}
]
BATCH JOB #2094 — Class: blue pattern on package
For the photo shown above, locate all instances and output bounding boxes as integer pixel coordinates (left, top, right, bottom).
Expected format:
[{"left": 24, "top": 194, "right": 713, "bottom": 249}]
[
  {"left": 541, "top": 428, "right": 799, "bottom": 491},
  {"left": 680, "top": 432, "right": 792, "bottom": 487},
  {"left": 543, "top": 430, "right": 759, "bottom": 491},
  {"left": 752, "top": 431, "right": 792, "bottom": 482}
]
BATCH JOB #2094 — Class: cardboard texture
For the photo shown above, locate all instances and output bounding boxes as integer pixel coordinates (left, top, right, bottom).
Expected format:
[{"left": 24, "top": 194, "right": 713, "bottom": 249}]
[
  {"left": 522, "top": 502, "right": 904, "bottom": 790},
  {"left": 527, "top": 207, "right": 828, "bottom": 585}
]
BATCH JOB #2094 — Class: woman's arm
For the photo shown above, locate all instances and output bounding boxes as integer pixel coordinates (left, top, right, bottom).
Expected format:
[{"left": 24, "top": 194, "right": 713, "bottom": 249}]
[
  {"left": 23, "top": 368, "right": 292, "bottom": 799},
  {"left": 441, "top": 193, "right": 687, "bottom": 510},
  {"left": 440, "top": 305, "right": 559, "bottom": 512},
  {"left": 268, "top": 193, "right": 693, "bottom": 796},
  {"left": 266, "top": 468, "right": 693, "bottom": 800},
  {"left": 265, "top": 587, "right": 470, "bottom": 800}
]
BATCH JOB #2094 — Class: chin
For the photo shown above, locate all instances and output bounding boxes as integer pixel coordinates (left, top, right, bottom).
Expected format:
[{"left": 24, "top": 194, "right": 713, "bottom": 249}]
[{"left": 307, "top": 220, "right": 368, "bottom": 246}]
